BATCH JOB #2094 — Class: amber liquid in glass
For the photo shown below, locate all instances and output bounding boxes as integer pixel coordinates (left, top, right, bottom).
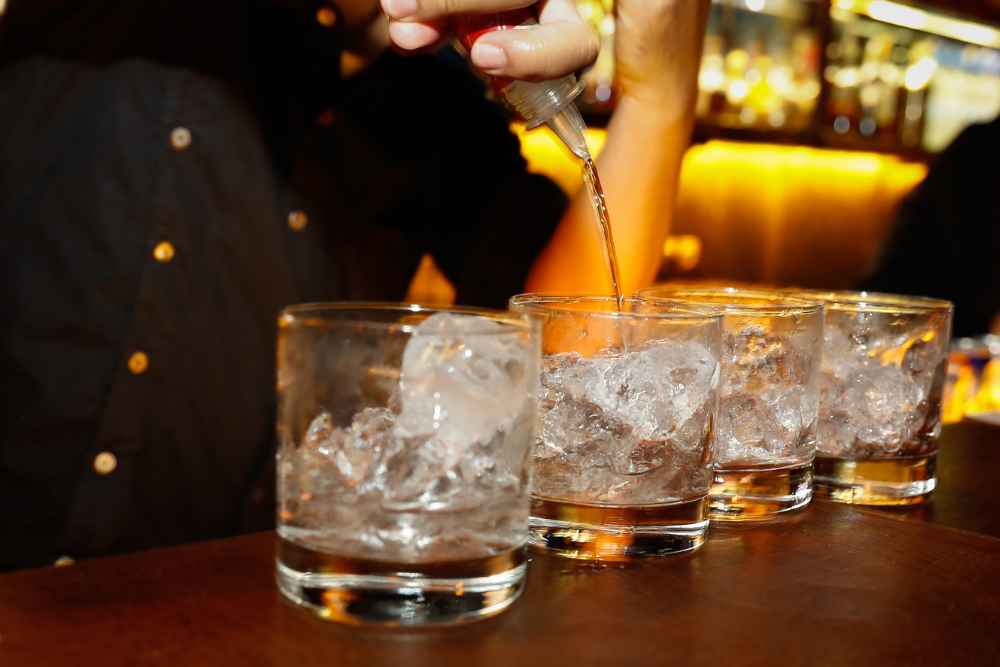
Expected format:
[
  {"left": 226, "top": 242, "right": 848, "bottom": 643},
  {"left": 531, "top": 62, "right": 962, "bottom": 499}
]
[
  {"left": 278, "top": 536, "right": 525, "bottom": 579},
  {"left": 529, "top": 495, "right": 708, "bottom": 560},
  {"left": 813, "top": 452, "right": 937, "bottom": 506}
]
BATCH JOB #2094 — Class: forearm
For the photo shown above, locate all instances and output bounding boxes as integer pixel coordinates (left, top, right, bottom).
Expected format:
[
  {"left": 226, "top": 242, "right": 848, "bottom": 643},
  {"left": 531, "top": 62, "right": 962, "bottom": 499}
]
[{"left": 525, "top": 98, "right": 696, "bottom": 295}]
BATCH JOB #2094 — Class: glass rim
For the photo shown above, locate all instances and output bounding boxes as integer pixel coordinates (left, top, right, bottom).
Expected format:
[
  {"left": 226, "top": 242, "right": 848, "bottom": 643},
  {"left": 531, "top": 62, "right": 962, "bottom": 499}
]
[
  {"left": 787, "top": 290, "right": 954, "bottom": 315},
  {"left": 278, "top": 301, "right": 533, "bottom": 335},
  {"left": 637, "top": 286, "right": 822, "bottom": 317},
  {"left": 509, "top": 293, "right": 721, "bottom": 322}
]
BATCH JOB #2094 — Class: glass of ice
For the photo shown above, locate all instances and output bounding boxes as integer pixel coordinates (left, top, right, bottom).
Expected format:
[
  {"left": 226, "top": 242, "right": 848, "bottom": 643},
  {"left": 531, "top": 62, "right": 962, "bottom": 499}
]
[
  {"left": 275, "top": 303, "right": 540, "bottom": 625},
  {"left": 509, "top": 295, "right": 722, "bottom": 560},
  {"left": 638, "top": 287, "right": 823, "bottom": 521},
  {"left": 800, "top": 291, "right": 953, "bottom": 505}
]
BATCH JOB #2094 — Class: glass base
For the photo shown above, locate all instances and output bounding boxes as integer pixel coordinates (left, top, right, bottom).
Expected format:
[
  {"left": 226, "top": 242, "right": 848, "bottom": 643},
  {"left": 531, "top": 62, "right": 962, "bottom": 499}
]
[
  {"left": 275, "top": 538, "right": 526, "bottom": 626},
  {"left": 528, "top": 496, "right": 708, "bottom": 561},
  {"left": 813, "top": 453, "right": 937, "bottom": 506},
  {"left": 709, "top": 461, "right": 813, "bottom": 521}
]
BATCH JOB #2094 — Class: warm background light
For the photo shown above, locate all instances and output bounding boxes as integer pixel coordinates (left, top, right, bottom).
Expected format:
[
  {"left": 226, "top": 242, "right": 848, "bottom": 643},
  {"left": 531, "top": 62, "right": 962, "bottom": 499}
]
[
  {"left": 514, "top": 125, "right": 926, "bottom": 287},
  {"left": 407, "top": 124, "right": 927, "bottom": 302},
  {"left": 945, "top": 339, "right": 1000, "bottom": 424},
  {"left": 844, "top": 0, "right": 1000, "bottom": 49},
  {"left": 673, "top": 139, "right": 926, "bottom": 286}
]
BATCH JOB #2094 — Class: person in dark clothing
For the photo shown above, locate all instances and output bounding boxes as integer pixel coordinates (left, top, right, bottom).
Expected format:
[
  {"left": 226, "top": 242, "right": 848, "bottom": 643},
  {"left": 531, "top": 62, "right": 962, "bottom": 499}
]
[
  {"left": 0, "top": 0, "right": 708, "bottom": 570},
  {"left": 863, "top": 115, "right": 1000, "bottom": 337}
]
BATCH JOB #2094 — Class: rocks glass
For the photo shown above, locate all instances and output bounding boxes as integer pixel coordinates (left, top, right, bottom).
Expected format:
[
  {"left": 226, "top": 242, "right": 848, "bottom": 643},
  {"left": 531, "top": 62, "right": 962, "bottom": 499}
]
[
  {"left": 275, "top": 304, "right": 539, "bottom": 625},
  {"left": 803, "top": 291, "right": 953, "bottom": 505},
  {"left": 639, "top": 287, "right": 823, "bottom": 521},
  {"left": 509, "top": 295, "right": 722, "bottom": 559}
]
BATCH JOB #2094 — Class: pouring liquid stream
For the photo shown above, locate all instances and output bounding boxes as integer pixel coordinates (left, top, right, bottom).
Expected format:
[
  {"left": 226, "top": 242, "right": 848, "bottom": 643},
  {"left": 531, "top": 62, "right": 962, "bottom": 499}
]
[{"left": 582, "top": 157, "right": 625, "bottom": 313}]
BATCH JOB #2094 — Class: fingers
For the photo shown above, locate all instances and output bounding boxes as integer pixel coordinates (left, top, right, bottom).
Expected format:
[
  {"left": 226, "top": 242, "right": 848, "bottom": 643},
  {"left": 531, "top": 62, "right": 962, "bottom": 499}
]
[
  {"left": 387, "top": 19, "right": 445, "bottom": 50},
  {"left": 380, "top": 0, "right": 599, "bottom": 80},
  {"left": 380, "top": 0, "right": 535, "bottom": 22},
  {"left": 537, "top": 0, "right": 586, "bottom": 24},
  {"left": 382, "top": 0, "right": 533, "bottom": 52},
  {"left": 471, "top": 21, "right": 598, "bottom": 80}
]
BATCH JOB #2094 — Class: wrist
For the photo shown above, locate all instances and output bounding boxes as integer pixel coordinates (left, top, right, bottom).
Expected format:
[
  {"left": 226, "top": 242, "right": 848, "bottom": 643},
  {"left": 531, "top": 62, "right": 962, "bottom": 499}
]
[{"left": 611, "top": 91, "right": 696, "bottom": 136}]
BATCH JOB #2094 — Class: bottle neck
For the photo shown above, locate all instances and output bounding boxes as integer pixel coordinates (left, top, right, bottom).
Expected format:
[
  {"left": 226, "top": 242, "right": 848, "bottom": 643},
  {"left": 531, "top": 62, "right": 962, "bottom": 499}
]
[
  {"left": 453, "top": 9, "right": 590, "bottom": 160},
  {"left": 503, "top": 77, "right": 590, "bottom": 160}
]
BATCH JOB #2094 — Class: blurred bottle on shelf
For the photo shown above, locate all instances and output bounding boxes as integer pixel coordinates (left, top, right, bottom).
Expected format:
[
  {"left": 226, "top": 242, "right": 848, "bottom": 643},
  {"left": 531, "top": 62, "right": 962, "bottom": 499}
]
[
  {"left": 697, "top": 0, "right": 821, "bottom": 131},
  {"left": 825, "top": 4, "right": 1000, "bottom": 152},
  {"left": 923, "top": 43, "right": 1000, "bottom": 151},
  {"left": 574, "top": 0, "right": 998, "bottom": 152},
  {"left": 576, "top": 0, "right": 821, "bottom": 131}
]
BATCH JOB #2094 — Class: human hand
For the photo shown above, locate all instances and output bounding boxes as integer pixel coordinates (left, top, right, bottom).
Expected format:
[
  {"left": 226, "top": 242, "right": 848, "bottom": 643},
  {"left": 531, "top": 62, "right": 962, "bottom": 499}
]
[
  {"left": 379, "top": 0, "right": 599, "bottom": 81},
  {"left": 613, "top": 0, "right": 710, "bottom": 111}
]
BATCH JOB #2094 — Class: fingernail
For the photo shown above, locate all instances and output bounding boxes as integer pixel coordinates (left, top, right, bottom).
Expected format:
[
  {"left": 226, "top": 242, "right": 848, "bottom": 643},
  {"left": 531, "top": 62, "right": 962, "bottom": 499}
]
[
  {"left": 471, "top": 43, "right": 508, "bottom": 71},
  {"left": 384, "top": 0, "right": 418, "bottom": 19},
  {"left": 389, "top": 21, "right": 437, "bottom": 50}
]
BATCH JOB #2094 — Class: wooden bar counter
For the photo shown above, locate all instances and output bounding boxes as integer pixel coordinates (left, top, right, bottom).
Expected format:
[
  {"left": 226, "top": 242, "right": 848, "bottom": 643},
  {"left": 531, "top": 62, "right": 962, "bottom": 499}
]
[{"left": 3, "top": 421, "right": 999, "bottom": 666}]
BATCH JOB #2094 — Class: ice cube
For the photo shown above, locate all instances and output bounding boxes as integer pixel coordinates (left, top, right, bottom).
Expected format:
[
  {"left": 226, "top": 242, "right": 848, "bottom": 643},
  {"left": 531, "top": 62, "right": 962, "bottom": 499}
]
[
  {"left": 715, "top": 388, "right": 811, "bottom": 464},
  {"left": 717, "top": 393, "right": 771, "bottom": 461},
  {"left": 849, "top": 365, "right": 925, "bottom": 451},
  {"left": 535, "top": 340, "right": 717, "bottom": 503},
  {"left": 376, "top": 434, "right": 456, "bottom": 511},
  {"left": 607, "top": 342, "right": 717, "bottom": 474},
  {"left": 726, "top": 324, "right": 773, "bottom": 377},
  {"left": 713, "top": 318, "right": 820, "bottom": 465},
  {"left": 817, "top": 364, "right": 927, "bottom": 458},
  {"left": 298, "top": 409, "right": 392, "bottom": 491},
  {"left": 558, "top": 341, "right": 715, "bottom": 443},
  {"left": 375, "top": 414, "right": 530, "bottom": 513},
  {"left": 290, "top": 314, "right": 535, "bottom": 517},
  {"left": 726, "top": 323, "right": 811, "bottom": 390},
  {"left": 901, "top": 331, "right": 944, "bottom": 377},
  {"left": 396, "top": 313, "right": 533, "bottom": 468},
  {"left": 821, "top": 323, "right": 863, "bottom": 383}
]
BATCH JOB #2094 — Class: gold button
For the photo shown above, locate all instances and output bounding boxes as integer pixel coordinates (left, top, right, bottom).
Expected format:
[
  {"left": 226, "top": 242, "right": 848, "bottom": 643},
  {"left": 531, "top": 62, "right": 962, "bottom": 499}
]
[
  {"left": 316, "top": 109, "right": 336, "bottom": 127},
  {"left": 153, "top": 241, "right": 175, "bottom": 263},
  {"left": 287, "top": 210, "right": 308, "bottom": 231},
  {"left": 316, "top": 6, "right": 337, "bottom": 28},
  {"left": 93, "top": 451, "right": 117, "bottom": 475},
  {"left": 170, "top": 126, "right": 192, "bottom": 150},
  {"left": 128, "top": 351, "right": 149, "bottom": 375},
  {"left": 53, "top": 555, "right": 75, "bottom": 567}
]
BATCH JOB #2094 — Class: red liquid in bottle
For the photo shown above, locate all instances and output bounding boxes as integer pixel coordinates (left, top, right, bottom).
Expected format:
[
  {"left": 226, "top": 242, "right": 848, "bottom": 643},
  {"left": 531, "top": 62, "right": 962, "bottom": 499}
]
[
  {"left": 454, "top": 9, "right": 535, "bottom": 51},
  {"left": 454, "top": 9, "right": 535, "bottom": 93}
]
